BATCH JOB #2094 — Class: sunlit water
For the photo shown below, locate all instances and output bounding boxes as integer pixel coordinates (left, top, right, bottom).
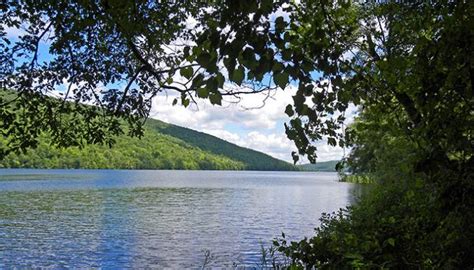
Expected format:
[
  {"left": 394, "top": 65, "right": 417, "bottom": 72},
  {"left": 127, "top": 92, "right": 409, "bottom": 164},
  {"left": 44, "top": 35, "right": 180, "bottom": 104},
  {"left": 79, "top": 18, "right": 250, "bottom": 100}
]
[{"left": 0, "top": 169, "right": 360, "bottom": 268}]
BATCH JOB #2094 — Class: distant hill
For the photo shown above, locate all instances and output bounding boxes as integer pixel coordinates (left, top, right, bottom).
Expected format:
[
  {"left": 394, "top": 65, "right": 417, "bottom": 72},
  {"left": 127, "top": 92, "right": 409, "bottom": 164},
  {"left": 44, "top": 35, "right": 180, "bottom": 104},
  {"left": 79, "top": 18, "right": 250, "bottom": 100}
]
[
  {"left": 148, "top": 120, "right": 296, "bottom": 171},
  {"left": 298, "top": 160, "right": 339, "bottom": 172},
  {"left": 0, "top": 116, "right": 297, "bottom": 171}
]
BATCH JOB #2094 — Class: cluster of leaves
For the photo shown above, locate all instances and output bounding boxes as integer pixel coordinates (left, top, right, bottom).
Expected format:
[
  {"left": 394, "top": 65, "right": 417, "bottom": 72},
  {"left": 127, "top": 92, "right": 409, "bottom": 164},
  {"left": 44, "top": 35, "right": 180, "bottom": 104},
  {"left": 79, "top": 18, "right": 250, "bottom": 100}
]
[
  {"left": 276, "top": 107, "right": 472, "bottom": 268},
  {"left": 342, "top": 105, "right": 419, "bottom": 185},
  {"left": 1, "top": 0, "right": 303, "bottom": 160},
  {"left": 1, "top": 0, "right": 473, "bottom": 165},
  {"left": 188, "top": 0, "right": 358, "bottom": 163}
]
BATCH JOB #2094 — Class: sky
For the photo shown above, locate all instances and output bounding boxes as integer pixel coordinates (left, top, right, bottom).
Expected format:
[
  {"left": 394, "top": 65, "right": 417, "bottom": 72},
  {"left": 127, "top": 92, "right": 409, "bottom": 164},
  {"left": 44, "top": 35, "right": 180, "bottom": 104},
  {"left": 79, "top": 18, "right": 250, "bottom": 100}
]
[
  {"left": 3, "top": 13, "right": 357, "bottom": 164},
  {"left": 149, "top": 86, "right": 357, "bottom": 163}
]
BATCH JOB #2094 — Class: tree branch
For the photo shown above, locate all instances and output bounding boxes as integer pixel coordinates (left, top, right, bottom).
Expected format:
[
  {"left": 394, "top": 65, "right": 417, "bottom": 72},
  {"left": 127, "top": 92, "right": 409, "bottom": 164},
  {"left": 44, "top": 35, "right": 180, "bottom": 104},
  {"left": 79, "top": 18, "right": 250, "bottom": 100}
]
[
  {"left": 30, "top": 21, "right": 53, "bottom": 71},
  {"left": 115, "top": 65, "right": 146, "bottom": 114}
]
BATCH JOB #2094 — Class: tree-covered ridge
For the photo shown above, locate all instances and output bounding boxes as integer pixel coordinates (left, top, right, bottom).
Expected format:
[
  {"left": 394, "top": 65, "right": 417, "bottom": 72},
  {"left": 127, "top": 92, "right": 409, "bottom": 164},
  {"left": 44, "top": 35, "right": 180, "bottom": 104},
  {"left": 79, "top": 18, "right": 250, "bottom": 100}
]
[
  {"left": 148, "top": 120, "right": 297, "bottom": 171},
  {"left": 298, "top": 160, "right": 339, "bottom": 172},
  {"left": 0, "top": 117, "right": 297, "bottom": 171}
]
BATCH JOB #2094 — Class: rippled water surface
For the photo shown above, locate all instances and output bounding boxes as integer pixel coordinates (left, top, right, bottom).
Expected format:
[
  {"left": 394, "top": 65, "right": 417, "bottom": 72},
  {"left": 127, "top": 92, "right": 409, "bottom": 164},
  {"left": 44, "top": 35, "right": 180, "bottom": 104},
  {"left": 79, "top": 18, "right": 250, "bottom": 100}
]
[{"left": 0, "top": 169, "right": 359, "bottom": 268}]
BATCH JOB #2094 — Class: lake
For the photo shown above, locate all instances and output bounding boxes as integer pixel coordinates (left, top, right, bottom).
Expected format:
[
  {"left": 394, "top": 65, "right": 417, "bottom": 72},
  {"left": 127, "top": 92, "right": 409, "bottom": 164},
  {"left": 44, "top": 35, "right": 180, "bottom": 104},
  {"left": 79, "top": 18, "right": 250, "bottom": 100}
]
[{"left": 0, "top": 169, "right": 360, "bottom": 268}]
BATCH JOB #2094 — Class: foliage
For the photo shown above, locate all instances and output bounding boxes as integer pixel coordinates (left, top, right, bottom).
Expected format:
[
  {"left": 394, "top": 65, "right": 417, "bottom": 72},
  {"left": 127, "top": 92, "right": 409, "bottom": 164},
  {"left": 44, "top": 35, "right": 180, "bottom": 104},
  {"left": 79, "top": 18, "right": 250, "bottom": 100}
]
[
  {"left": 342, "top": 105, "right": 419, "bottom": 185},
  {"left": 0, "top": 116, "right": 296, "bottom": 171},
  {"left": 339, "top": 174, "right": 374, "bottom": 184},
  {"left": 0, "top": 1, "right": 210, "bottom": 157},
  {"left": 275, "top": 177, "right": 474, "bottom": 269},
  {"left": 0, "top": 0, "right": 472, "bottom": 165},
  {"left": 192, "top": 0, "right": 474, "bottom": 167},
  {"left": 266, "top": 1, "right": 474, "bottom": 268},
  {"left": 0, "top": 1, "right": 292, "bottom": 159},
  {"left": 150, "top": 120, "right": 297, "bottom": 171}
]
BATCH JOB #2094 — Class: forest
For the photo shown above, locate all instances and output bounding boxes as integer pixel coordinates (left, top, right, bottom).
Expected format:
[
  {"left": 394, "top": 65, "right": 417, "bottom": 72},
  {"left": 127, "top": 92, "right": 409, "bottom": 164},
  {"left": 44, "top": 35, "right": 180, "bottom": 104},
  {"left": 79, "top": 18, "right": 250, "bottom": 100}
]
[
  {"left": 298, "top": 160, "right": 338, "bottom": 172},
  {"left": 0, "top": 113, "right": 296, "bottom": 171}
]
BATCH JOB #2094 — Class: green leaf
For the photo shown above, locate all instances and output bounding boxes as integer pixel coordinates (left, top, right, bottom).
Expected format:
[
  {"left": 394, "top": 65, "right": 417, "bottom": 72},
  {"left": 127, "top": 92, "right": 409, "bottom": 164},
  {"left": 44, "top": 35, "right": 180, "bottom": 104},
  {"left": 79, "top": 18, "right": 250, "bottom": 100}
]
[
  {"left": 291, "top": 152, "right": 299, "bottom": 164},
  {"left": 241, "top": 48, "right": 258, "bottom": 69},
  {"left": 209, "top": 92, "right": 222, "bottom": 105},
  {"left": 216, "top": 72, "right": 225, "bottom": 88},
  {"left": 196, "top": 52, "right": 211, "bottom": 67},
  {"left": 285, "top": 104, "right": 294, "bottom": 117},
  {"left": 180, "top": 66, "right": 193, "bottom": 79},
  {"left": 281, "top": 49, "right": 292, "bottom": 61},
  {"left": 197, "top": 87, "right": 209, "bottom": 98},
  {"left": 223, "top": 57, "right": 236, "bottom": 74},
  {"left": 191, "top": 74, "right": 205, "bottom": 89},
  {"left": 272, "top": 62, "right": 285, "bottom": 73},
  {"left": 206, "top": 77, "right": 218, "bottom": 92},
  {"left": 275, "top": 16, "right": 286, "bottom": 31},
  {"left": 274, "top": 72, "right": 289, "bottom": 88},
  {"left": 292, "top": 94, "right": 305, "bottom": 111},
  {"left": 231, "top": 66, "right": 245, "bottom": 85},
  {"left": 387, "top": 238, "right": 395, "bottom": 247},
  {"left": 183, "top": 46, "right": 190, "bottom": 58},
  {"left": 182, "top": 98, "right": 190, "bottom": 108}
]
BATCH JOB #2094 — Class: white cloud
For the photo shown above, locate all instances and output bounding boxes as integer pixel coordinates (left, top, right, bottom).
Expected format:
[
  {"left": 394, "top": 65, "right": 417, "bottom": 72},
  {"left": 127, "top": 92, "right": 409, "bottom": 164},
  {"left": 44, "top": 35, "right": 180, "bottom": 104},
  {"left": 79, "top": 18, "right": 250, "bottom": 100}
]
[
  {"left": 149, "top": 83, "right": 354, "bottom": 163},
  {"left": 238, "top": 131, "right": 296, "bottom": 161},
  {"left": 4, "top": 26, "right": 25, "bottom": 40}
]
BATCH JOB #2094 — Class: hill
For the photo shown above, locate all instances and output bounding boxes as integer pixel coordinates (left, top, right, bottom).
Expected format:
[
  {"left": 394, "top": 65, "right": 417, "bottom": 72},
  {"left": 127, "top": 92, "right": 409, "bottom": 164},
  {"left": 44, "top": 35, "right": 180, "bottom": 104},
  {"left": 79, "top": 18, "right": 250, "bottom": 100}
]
[
  {"left": 298, "top": 160, "right": 339, "bottom": 172},
  {"left": 0, "top": 117, "right": 297, "bottom": 171},
  {"left": 148, "top": 120, "right": 296, "bottom": 171}
]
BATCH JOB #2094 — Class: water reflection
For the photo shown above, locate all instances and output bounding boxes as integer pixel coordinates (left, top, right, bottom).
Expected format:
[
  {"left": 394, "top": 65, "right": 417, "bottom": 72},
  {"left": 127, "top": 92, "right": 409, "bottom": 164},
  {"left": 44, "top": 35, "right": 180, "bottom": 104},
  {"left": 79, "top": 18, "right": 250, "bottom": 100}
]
[{"left": 0, "top": 169, "right": 359, "bottom": 268}]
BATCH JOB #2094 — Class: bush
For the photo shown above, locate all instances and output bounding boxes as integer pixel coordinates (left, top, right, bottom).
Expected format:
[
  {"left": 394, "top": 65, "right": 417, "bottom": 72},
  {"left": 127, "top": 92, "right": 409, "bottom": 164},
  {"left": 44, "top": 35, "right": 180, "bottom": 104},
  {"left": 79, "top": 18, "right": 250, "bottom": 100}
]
[{"left": 274, "top": 175, "right": 474, "bottom": 269}]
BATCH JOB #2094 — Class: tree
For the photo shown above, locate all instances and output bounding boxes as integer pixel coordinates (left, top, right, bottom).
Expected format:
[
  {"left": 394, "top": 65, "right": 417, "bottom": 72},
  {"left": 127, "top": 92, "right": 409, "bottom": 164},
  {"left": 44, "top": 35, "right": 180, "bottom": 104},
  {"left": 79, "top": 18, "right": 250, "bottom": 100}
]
[
  {"left": 187, "top": 1, "right": 473, "bottom": 267},
  {"left": 254, "top": 1, "right": 472, "bottom": 267},
  {"left": 0, "top": 1, "right": 279, "bottom": 157},
  {"left": 193, "top": 0, "right": 473, "bottom": 172}
]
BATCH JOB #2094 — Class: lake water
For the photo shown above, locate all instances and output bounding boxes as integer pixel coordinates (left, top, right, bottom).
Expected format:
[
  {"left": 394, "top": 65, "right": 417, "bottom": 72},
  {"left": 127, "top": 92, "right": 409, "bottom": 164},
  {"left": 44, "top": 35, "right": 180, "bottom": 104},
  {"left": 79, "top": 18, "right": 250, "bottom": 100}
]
[{"left": 0, "top": 169, "right": 359, "bottom": 268}]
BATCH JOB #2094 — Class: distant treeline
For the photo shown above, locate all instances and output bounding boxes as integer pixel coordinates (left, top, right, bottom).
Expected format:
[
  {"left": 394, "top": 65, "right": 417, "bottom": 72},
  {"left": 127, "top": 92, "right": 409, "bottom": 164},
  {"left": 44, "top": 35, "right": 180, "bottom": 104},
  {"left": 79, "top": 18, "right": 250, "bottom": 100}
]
[
  {"left": 297, "top": 160, "right": 339, "bottom": 172},
  {"left": 0, "top": 118, "right": 297, "bottom": 171}
]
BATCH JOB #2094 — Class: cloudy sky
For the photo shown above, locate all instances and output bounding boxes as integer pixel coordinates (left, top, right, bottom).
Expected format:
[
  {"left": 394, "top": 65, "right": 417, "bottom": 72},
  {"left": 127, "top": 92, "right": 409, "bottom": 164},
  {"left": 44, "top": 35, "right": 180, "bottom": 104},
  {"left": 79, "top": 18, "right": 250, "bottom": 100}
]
[{"left": 149, "top": 86, "right": 355, "bottom": 163}]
